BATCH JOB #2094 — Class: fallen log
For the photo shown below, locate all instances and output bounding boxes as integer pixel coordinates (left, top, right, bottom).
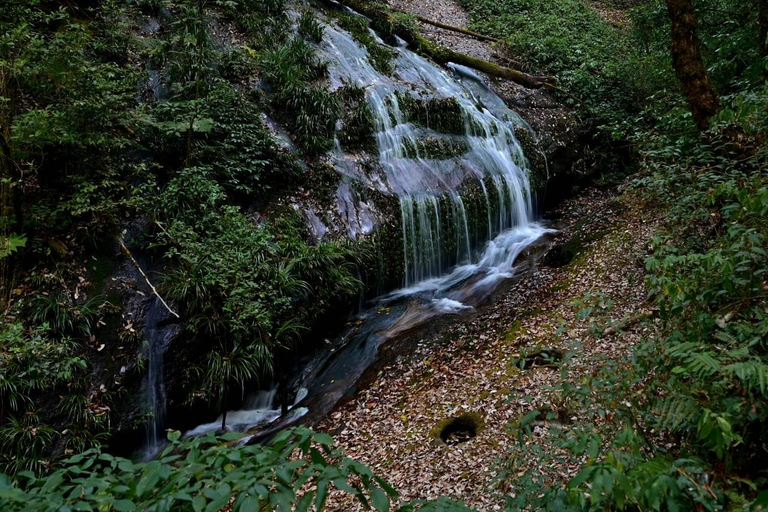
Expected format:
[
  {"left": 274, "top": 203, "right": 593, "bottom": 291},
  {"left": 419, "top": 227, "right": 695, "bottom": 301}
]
[
  {"left": 319, "top": 0, "right": 554, "bottom": 89},
  {"left": 409, "top": 31, "right": 552, "bottom": 89},
  {"left": 414, "top": 15, "right": 500, "bottom": 43}
]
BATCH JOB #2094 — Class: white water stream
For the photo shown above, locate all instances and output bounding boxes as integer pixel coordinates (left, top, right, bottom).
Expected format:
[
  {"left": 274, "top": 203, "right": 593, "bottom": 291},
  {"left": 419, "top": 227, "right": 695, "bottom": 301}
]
[{"left": 182, "top": 9, "right": 550, "bottom": 440}]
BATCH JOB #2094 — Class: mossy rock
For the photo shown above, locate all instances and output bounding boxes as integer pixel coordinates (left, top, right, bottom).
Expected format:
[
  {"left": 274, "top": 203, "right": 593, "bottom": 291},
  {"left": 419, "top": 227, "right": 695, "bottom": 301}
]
[
  {"left": 515, "top": 128, "right": 547, "bottom": 191},
  {"left": 336, "top": 85, "right": 376, "bottom": 152},
  {"left": 543, "top": 228, "right": 610, "bottom": 268},
  {"left": 395, "top": 93, "right": 465, "bottom": 135},
  {"left": 332, "top": 12, "right": 395, "bottom": 74},
  {"left": 429, "top": 412, "right": 485, "bottom": 445},
  {"left": 401, "top": 136, "right": 468, "bottom": 160}
]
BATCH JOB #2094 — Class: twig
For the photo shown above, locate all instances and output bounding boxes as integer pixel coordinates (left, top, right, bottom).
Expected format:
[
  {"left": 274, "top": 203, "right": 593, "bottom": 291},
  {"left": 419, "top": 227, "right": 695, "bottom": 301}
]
[{"left": 117, "top": 236, "right": 180, "bottom": 319}]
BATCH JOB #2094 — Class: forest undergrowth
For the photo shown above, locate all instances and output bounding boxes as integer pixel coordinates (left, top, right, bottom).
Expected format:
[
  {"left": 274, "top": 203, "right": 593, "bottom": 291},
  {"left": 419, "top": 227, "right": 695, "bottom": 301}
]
[{"left": 0, "top": 0, "right": 767, "bottom": 510}]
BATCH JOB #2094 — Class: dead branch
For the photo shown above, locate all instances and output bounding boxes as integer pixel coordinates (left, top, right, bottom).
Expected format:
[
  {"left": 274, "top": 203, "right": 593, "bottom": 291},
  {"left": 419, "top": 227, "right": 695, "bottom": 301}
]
[
  {"left": 117, "top": 236, "right": 180, "bottom": 319},
  {"left": 415, "top": 16, "right": 500, "bottom": 42}
]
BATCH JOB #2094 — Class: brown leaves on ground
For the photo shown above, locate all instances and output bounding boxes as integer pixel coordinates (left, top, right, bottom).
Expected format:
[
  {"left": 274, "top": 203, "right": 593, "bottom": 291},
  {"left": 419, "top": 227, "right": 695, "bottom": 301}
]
[{"left": 320, "top": 186, "right": 664, "bottom": 511}]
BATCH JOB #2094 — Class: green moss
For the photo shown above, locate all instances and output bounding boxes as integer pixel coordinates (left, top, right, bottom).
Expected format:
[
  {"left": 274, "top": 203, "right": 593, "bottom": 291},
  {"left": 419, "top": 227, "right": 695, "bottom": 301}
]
[
  {"left": 356, "top": 190, "right": 405, "bottom": 294},
  {"left": 333, "top": 13, "right": 395, "bottom": 75},
  {"left": 504, "top": 319, "right": 528, "bottom": 343},
  {"left": 515, "top": 128, "right": 547, "bottom": 190},
  {"left": 395, "top": 93, "right": 465, "bottom": 135},
  {"left": 401, "top": 136, "right": 468, "bottom": 160},
  {"left": 550, "top": 278, "right": 572, "bottom": 292},
  {"left": 335, "top": 85, "right": 376, "bottom": 152},
  {"left": 305, "top": 163, "right": 342, "bottom": 206}
]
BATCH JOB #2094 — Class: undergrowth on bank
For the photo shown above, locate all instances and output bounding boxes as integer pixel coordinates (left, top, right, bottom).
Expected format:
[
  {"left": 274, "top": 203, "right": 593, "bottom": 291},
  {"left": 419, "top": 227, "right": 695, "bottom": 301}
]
[
  {"left": 457, "top": 0, "right": 768, "bottom": 509},
  {"left": 0, "top": 0, "right": 363, "bottom": 473},
  {"left": 1, "top": 0, "right": 767, "bottom": 509}
]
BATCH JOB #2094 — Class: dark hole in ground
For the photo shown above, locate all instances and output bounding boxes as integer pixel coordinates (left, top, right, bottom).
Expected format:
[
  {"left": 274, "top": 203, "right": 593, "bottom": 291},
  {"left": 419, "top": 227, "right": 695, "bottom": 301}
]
[
  {"left": 438, "top": 413, "right": 483, "bottom": 445},
  {"left": 512, "top": 348, "right": 567, "bottom": 369}
]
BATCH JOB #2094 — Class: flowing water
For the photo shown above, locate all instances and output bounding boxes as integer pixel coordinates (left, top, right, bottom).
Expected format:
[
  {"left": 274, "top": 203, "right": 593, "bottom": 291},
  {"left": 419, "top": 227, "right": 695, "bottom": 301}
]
[
  {"left": 140, "top": 297, "right": 173, "bottom": 459},
  {"left": 183, "top": 8, "right": 551, "bottom": 439},
  {"left": 321, "top": 21, "right": 550, "bottom": 301},
  {"left": 183, "top": 387, "right": 309, "bottom": 438}
]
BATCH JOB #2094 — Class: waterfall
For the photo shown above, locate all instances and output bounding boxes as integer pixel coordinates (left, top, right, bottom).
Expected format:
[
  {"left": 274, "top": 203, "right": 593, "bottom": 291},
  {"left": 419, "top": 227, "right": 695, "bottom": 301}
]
[
  {"left": 322, "top": 22, "right": 548, "bottom": 299},
  {"left": 183, "top": 387, "right": 309, "bottom": 438},
  {"left": 184, "top": 11, "right": 551, "bottom": 439},
  {"left": 140, "top": 297, "right": 171, "bottom": 459}
]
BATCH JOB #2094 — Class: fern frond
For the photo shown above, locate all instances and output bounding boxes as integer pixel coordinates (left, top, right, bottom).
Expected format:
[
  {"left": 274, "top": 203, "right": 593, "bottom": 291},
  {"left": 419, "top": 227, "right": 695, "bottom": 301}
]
[
  {"left": 724, "top": 360, "right": 768, "bottom": 396},
  {"left": 653, "top": 395, "right": 701, "bottom": 432}
]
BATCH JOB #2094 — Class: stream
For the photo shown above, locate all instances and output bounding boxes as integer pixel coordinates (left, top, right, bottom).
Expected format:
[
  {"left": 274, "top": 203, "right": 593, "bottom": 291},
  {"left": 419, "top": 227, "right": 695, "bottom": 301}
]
[{"left": 144, "top": 6, "right": 552, "bottom": 447}]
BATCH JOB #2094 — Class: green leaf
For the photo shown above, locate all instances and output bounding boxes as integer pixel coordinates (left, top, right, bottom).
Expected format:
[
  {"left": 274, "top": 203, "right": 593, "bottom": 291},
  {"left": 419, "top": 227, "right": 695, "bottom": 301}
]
[
  {"left": 315, "top": 479, "right": 329, "bottom": 511},
  {"left": 371, "top": 486, "right": 390, "bottom": 512},
  {"left": 313, "top": 433, "right": 334, "bottom": 446},
  {"left": 752, "top": 490, "right": 768, "bottom": 511},
  {"left": 0, "top": 233, "right": 27, "bottom": 258},
  {"left": 112, "top": 500, "right": 136, "bottom": 512}
]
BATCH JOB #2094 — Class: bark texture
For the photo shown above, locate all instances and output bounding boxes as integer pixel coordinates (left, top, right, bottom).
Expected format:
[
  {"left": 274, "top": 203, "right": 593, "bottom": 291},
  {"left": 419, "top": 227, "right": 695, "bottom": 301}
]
[
  {"left": 759, "top": 0, "right": 768, "bottom": 69},
  {"left": 665, "top": 0, "right": 721, "bottom": 130}
]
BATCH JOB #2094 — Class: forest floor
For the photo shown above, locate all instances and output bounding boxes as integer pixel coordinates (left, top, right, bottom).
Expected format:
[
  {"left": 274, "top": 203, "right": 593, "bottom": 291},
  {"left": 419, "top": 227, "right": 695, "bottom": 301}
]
[
  {"left": 320, "top": 182, "right": 665, "bottom": 510},
  {"left": 317, "top": 2, "right": 662, "bottom": 509}
]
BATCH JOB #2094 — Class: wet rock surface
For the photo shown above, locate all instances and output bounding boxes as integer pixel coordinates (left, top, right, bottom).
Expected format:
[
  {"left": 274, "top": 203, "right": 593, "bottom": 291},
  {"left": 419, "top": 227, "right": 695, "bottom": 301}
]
[{"left": 385, "top": 0, "right": 580, "bottom": 191}]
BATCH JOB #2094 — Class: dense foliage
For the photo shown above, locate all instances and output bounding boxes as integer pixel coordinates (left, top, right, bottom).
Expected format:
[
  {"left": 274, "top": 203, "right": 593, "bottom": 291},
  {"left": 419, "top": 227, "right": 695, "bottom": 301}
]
[
  {"left": 0, "top": 0, "right": 363, "bottom": 472},
  {"left": 1, "top": 0, "right": 767, "bottom": 509},
  {"left": 0, "top": 427, "right": 477, "bottom": 512},
  {"left": 458, "top": 0, "right": 768, "bottom": 509}
]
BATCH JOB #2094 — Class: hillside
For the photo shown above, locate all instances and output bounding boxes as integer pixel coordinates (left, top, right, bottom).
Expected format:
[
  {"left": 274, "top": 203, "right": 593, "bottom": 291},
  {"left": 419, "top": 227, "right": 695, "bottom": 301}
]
[{"left": 1, "top": 0, "right": 767, "bottom": 510}]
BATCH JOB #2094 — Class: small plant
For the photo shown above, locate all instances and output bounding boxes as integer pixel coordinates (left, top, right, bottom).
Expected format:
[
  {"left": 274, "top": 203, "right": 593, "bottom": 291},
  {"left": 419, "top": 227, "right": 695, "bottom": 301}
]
[
  {"left": 0, "top": 414, "right": 57, "bottom": 476},
  {"left": 27, "top": 293, "right": 107, "bottom": 337},
  {"left": 298, "top": 10, "right": 324, "bottom": 43},
  {"left": 334, "top": 12, "right": 395, "bottom": 75}
]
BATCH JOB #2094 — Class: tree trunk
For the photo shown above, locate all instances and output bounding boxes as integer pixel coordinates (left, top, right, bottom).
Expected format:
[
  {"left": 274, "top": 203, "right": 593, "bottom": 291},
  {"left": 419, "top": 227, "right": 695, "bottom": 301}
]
[
  {"left": 665, "top": 0, "right": 721, "bottom": 130},
  {"left": 759, "top": 0, "right": 768, "bottom": 76}
]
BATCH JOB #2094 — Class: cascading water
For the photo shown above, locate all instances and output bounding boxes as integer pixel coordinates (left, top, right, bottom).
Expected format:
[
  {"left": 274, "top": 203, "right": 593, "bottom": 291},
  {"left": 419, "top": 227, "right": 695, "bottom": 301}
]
[
  {"left": 183, "top": 387, "right": 308, "bottom": 438},
  {"left": 140, "top": 297, "right": 172, "bottom": 459},
  {"left": 185, "top": 9, "right": 552, "bottom": 439},
  {"left": 322, "top": 22, "right": 549, "bottom": 300}
]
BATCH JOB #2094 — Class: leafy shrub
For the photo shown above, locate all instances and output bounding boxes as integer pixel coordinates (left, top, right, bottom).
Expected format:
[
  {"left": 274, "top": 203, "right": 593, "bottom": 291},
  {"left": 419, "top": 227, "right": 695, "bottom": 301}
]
[
  {"left": 155, "top": 167, "right": 361, "bottom": 408},
  {"left": 200, "top": 83, "right": 302, "bottom": 195},
  {"left": 0, "top": 427, "right": 479, "bottom": 512},
  {"left": 0, "top": 323, "right": 89, "bottom": 474},
  {"left": 500, "top": 88, "right": 768, "bottom": 512},
  {"left": 0, "top": 428, "right": 396, "bottom": 512}
]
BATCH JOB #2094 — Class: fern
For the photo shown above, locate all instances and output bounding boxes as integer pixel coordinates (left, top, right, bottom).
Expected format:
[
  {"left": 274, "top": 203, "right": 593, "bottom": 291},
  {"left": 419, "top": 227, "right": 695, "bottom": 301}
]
[
  {"left": 653, "top": 395, "right": 701, "bottom": 432},
  {"left": 724, "top": 360, "right": 768, "bottom": 396}
]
